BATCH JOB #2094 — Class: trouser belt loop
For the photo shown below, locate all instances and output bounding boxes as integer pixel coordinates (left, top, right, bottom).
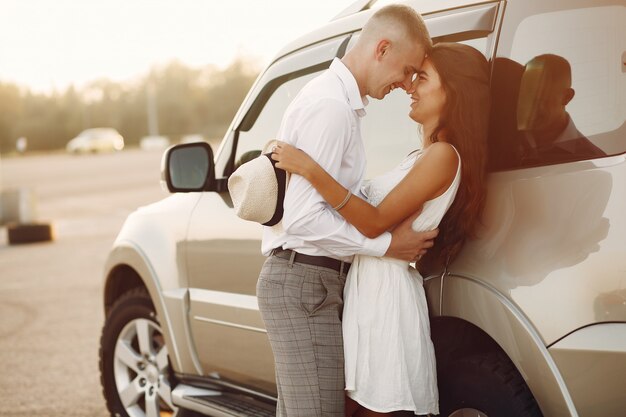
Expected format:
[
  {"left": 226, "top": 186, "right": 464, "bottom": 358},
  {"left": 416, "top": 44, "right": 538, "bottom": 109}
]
[
  {"left": 340, "top": 261, "right": 346, "bottom": 276},
  {"left": 288, "top": 250, "right": 296, "bottom": 268}
]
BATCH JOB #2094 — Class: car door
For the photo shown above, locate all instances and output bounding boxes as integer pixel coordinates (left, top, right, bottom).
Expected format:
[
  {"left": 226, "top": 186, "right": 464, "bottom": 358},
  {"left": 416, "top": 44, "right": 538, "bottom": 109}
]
[{"left": 183, "top": 35, "right": 350, "bottom": 395}]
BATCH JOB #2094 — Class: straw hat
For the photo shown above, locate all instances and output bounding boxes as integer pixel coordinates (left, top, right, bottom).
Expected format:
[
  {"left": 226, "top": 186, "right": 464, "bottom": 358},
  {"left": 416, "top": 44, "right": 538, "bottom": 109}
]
[{"left": 228, "top": 140, "right": 289, "bottom": 226}]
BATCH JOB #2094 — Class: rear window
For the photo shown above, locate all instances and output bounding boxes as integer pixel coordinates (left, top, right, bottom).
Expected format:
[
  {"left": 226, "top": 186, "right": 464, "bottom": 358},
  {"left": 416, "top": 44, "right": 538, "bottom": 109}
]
[{"left": 488, "top": 4, "right": 626, "bottom": 171}]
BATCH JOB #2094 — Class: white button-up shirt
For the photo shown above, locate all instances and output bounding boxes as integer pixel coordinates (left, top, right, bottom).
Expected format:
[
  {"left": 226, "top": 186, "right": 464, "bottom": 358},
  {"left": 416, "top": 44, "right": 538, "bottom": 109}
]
[{"left": 261, "top": 58, "right": 392, "bottom": 262}]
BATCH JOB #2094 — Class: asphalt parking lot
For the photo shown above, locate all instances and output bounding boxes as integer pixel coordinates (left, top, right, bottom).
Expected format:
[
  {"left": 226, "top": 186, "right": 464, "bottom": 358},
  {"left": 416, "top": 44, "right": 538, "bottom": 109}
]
[{"left": 0, "top": 149, "right": 169, "bottom": 416}]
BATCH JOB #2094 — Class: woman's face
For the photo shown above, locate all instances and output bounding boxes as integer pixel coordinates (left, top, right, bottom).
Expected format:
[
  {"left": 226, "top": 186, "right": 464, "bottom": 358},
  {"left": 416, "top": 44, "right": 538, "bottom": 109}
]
[{"left": 408, "top": 58, "right": 446, "bottom": 126}]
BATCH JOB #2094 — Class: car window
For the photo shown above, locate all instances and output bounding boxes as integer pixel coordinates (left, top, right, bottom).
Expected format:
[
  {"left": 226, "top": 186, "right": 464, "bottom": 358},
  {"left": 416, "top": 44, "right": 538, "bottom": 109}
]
[
  {"left": 488, "top": 4, "right": 626, "bottom": 171},
  {"left": 234, "top": 72, "right": 321, "bottom": 170},
  {"left": 232, "top": 35, "right": 489, "bottom": 181},
  {"left": 234, "top": 29, "right": 489, "bottom": 178},
  {"left": 218, "top": 35, "right": 347, "bottom": 177}
]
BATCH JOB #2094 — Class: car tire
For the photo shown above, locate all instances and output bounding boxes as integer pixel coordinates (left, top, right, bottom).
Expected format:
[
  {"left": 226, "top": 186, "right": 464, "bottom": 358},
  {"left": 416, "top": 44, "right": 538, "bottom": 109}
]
[
  {"left": 438, "top": 351, "right": 543, "bottom": 417},
  {"left": 7, "top": 222, "right": 54, "bottom": 245},
  {"left": 99, "top": 287, "right": 177, "bottom": 417}
]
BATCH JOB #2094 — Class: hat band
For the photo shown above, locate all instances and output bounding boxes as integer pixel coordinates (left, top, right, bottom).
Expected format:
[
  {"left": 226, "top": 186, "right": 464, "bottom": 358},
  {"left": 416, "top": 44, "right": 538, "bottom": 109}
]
[{"left": 263, "top": 153, "right": 287, "bottom": 226}]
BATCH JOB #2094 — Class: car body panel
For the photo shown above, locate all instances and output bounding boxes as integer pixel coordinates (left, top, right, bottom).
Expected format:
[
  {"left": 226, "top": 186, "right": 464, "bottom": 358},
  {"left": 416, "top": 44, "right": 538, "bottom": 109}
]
[
  {"left": 111, "top": 194, "right": 199, "bottom": 291},
  {"left": 434, "top": 274, "right": 578, "bottom": 416},
  {"left": 188, "top": 288, "right": 276, "bottom": 394},
  {"left": 104, "top": 193, "right": 204, "bottom": 375},
  {"left": 184, "top": 191, "right": 272, "bottom": 389},
  {"left": 185, "top": 193, "right": 265, "bottom": 295},
  {"left": 450, "top": 154, "right": 626, "bottom": 345},
  {"left": 549, "top": 323, "right": 626, "bottom": 417}
]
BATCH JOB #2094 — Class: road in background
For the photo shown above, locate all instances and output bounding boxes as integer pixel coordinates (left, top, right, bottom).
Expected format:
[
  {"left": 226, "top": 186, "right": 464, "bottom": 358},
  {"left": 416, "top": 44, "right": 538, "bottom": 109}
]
[{"left": 0, "top": 148, "right": 174, "bottom": 416}]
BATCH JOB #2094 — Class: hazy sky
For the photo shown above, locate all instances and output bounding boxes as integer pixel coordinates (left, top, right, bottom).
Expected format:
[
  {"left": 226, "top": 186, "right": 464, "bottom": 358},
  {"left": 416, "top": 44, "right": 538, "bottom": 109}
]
[{"left": 0, "top": 0, "right": 355, "bottom": 93}]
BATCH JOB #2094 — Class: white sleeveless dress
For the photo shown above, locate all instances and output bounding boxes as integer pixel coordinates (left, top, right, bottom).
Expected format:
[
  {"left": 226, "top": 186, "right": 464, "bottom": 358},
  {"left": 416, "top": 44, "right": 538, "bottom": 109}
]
[{"left": 343, "top": 148, "right": 461, "bottom": 415}]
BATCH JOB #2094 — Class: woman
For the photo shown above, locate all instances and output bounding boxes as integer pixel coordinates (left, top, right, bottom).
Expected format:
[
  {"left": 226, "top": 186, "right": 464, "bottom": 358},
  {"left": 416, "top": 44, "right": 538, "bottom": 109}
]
[{"left": 271, "top": 42, "right": 490, "bottom": 416}]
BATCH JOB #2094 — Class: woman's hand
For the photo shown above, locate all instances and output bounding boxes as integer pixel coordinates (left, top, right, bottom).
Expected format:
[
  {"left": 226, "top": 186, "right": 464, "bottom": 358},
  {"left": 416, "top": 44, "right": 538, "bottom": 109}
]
[{"left": 270, "top": 141, "right": 317, "bottom": 179}]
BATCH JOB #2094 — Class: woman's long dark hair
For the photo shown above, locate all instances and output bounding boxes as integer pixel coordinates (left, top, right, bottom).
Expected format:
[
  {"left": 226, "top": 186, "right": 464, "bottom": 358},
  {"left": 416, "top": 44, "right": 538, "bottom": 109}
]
[{"left": 419, "top": 42, "right": 490, "bottom": 271}]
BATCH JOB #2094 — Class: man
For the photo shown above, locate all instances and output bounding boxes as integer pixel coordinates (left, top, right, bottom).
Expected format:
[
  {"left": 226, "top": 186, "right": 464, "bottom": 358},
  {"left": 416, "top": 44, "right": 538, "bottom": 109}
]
[
  {"left": 257, "top": 5, "right": 435, "bottom": 416},
  {"left": 517, "top": 53, "right": 605, "bottom": 165}
]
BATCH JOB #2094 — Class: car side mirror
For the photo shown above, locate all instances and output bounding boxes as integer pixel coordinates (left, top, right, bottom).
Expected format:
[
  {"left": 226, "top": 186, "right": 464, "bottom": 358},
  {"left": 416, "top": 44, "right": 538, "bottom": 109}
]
[{"left": 161, "top": 142, "right": 216, "bottom": 192}]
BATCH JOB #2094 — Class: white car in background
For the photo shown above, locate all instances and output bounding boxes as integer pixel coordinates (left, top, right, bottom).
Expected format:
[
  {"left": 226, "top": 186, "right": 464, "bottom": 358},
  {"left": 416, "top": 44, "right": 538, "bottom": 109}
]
[{"left": 66, "top": 128, "right": 124, "bottom": 154}]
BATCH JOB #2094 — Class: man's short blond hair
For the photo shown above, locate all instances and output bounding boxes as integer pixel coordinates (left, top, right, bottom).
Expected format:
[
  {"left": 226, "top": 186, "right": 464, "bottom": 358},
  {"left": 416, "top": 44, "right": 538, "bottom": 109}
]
[{"left": 361, "top": 4, "right": 432, "bottom": 52}]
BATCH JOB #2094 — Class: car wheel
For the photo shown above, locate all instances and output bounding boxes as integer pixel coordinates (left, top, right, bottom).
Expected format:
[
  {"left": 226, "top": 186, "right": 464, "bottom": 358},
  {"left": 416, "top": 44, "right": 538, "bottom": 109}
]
[
  {"left": 99, "top": 287, "right": 178, "bottom": 417},
  {"left": 439, "top": 351, "right": 543, "bottom": 417}
]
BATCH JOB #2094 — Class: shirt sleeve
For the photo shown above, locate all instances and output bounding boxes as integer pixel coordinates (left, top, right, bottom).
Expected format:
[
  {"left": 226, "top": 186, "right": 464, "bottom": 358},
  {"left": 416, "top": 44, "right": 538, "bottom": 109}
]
[{"left": 281, "top": 98, "right": 391, "bottom": 258}]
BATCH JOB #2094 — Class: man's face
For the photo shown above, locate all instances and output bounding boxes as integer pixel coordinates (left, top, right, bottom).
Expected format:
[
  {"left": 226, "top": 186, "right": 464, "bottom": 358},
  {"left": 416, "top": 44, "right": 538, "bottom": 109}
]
[{"left": 369, "top": 41, "right": 426, "bottom": 100}]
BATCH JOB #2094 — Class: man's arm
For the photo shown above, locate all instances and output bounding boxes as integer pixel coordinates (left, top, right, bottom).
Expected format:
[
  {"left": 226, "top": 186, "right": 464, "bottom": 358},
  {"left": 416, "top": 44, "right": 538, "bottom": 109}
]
[
  {"left": 386, "top": 213, "right": 438, "bottom": 261},
  {"left": 282, "top": 98, "right": 433, "bottom": 261},
  {"left": 281, "top": 98, "right": 390, "bottom": 257}
]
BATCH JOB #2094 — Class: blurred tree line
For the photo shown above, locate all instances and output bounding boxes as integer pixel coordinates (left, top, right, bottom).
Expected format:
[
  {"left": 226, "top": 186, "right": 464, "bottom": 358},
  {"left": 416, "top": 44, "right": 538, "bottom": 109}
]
[{"left": 0, "top": 57, "right": 259, "bottom": 153}]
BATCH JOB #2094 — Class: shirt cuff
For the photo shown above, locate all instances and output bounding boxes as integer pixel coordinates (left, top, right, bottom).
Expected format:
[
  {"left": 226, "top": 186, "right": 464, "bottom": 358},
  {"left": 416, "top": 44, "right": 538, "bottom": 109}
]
[{"left": 359, "top": 231, "right": 392, "bottom": 257}]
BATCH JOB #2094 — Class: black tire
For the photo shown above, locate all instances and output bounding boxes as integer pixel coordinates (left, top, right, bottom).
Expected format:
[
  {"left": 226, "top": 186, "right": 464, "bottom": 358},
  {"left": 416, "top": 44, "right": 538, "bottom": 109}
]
[
  {"left": 438, "top": 351, "right": 543, "bottom": 417},
  {"left": 7, "top": 222, "right": 54, "bottom": 244},
  {"left": 99, "top": 287, "right": 177, "bottom": 417}
]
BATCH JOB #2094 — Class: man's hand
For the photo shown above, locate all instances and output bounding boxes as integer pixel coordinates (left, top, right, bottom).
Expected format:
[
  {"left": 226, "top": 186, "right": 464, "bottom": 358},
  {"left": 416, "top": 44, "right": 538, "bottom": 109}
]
[{"left": 385, "top": 211, "right": 438, "bottom": 262}]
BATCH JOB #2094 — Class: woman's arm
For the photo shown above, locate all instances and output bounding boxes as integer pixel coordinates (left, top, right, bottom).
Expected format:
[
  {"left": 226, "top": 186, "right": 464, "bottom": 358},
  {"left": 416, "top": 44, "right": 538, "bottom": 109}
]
[{"left": 272, "top": 141, "right": 458, "bottom": 238}]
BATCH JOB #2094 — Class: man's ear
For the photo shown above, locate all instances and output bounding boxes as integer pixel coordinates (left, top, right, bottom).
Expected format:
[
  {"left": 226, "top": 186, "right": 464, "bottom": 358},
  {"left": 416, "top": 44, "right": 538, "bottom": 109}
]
[
  {"left": 563, "top": 87, "right": 575, "bottom": 105},
  {"left": 375, "top": 39, "right": 391, "bottom": 61}
]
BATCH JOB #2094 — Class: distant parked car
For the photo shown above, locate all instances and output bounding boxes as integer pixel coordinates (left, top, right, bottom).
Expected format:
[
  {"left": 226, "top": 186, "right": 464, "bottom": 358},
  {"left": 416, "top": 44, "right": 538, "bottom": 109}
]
[
  {"left": 139, "top": 135, "right": 170, "bottom": 151},
  {"left": 66, "top": 128, "right": 124, "bottom": 154}
]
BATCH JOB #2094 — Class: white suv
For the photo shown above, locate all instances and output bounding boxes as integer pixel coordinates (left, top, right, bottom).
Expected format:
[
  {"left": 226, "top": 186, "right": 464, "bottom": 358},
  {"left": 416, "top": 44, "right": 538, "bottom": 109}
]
[{"left": 99, "top": 1, "right": 626, "bottom": 416}]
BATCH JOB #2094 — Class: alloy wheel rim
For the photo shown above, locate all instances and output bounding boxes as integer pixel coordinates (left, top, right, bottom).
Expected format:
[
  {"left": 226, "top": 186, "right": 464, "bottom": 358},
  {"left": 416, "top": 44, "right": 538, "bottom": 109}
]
[
  {"left": 449, "top": 409, "right": 488, "bottom": 417},
  {"left": 113, "top": 317, "right": 176, "bottom": 417}
]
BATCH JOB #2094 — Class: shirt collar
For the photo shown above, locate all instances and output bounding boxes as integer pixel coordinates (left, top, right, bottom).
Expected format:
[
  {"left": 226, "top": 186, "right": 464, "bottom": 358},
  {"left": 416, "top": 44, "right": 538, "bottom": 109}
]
[{"left": 329, "top": 58, "right": 368, "bottom": 117}]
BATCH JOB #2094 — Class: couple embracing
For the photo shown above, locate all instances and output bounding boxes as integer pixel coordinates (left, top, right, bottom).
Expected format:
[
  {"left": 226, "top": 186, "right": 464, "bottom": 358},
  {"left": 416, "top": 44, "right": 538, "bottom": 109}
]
[{"left": 257, "top": 5, "right": 490, "bottom": 417}]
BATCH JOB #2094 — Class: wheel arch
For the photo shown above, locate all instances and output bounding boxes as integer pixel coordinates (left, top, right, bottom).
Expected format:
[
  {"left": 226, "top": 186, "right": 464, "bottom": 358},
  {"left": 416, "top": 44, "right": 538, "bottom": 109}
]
[
  {"left": 432, "top": 274, "right": 579, "bottom": 417},
  {"left": 103, "top": 263, "right": 146, "bottom": 316},
  {"left": 431, "top": 316, "right": 502, "bottom": 364},
  {"left": 102, "top": 242, "right": 198, "bottom": 375}
]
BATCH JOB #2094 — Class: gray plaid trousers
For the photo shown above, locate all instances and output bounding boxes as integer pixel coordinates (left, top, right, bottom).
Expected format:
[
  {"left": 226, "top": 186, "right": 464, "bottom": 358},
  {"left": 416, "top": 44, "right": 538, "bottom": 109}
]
[{"left": 257, "top": 255, "right": 347, "bottom": 417}]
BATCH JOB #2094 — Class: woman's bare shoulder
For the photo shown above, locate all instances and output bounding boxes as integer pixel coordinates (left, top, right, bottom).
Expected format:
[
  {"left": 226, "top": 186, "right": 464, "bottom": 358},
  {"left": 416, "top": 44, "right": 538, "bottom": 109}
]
[
  {"left": 414, "top": 142, "right": 459, "bottom": 177},
  {"left": 422, "top": 141, "right": 459, "bottom": 164}
]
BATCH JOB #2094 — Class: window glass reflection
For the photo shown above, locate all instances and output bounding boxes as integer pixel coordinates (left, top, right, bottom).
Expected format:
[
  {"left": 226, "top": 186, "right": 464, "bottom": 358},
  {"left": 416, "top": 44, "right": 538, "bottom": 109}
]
[{"left": 489, "top": 5, "right": 625, "bottom": 170}]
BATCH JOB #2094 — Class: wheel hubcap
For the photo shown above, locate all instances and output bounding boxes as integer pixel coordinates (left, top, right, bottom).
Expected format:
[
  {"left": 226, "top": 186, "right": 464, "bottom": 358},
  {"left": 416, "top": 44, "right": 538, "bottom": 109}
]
[
  {"left": 449, "top": 409, "right": 488, "bottom": 417},
  {"left": 113, "top": 318, "right": 176, "bottom": 417}
]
